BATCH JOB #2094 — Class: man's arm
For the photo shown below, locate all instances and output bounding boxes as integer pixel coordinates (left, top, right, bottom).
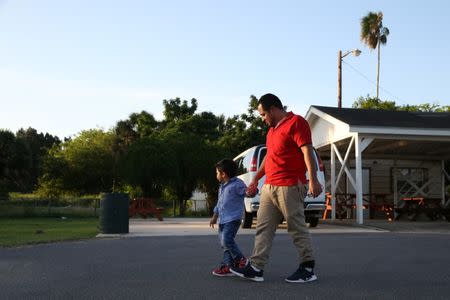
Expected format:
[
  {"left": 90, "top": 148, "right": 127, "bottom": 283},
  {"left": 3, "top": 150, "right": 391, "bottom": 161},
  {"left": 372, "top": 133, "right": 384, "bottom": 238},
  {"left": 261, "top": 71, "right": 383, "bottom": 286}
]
[
  {"left": 250, "top": 156, "right": 265, "bottom": 186},
  {"left": 300, "top": 144, "right": 322, "bottom": 198},
  {"left": 246, "top": 156, "right": 265, "bottom": 196}
]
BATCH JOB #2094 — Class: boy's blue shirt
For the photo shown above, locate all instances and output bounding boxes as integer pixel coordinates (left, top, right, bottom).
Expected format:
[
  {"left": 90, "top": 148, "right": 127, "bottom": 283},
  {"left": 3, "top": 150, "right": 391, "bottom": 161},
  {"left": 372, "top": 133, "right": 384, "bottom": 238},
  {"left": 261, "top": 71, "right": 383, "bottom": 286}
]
[{"left": 213, "top": 177, "right": 247, "bottom": 224}]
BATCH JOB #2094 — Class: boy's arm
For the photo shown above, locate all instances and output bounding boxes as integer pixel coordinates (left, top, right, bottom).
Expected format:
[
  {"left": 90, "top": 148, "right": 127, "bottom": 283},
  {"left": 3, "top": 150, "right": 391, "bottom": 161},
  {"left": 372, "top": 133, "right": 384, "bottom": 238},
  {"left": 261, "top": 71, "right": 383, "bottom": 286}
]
[
  {"left": 235, "top": 180, "right": 257, "bottom": 198},
  {"left": 209, "top": 213, "right": 218, "bottom": 228},
  {"left": 210, "top": 201, "right": 219, "bottom": 228}
]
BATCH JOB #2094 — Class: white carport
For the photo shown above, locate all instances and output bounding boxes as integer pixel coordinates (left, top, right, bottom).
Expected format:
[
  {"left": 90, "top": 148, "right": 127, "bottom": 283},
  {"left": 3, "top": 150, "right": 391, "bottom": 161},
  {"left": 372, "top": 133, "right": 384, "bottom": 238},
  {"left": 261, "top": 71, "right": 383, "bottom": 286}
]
[{"left": 306, "top": 106, "right": 450, "bottom": 224}]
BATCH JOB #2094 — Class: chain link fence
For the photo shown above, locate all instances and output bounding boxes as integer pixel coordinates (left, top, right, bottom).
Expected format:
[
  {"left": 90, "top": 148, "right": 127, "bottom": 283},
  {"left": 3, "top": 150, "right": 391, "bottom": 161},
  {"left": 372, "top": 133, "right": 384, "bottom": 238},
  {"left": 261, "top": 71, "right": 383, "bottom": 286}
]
[{"left": 0, "top": 195, "right": 101, "bottom": 217}]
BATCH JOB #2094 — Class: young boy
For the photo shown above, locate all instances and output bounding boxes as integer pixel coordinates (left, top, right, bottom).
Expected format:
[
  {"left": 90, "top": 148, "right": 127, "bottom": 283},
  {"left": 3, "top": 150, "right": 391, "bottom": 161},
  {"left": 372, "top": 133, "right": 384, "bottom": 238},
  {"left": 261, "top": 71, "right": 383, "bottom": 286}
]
[{"left": 210, "top": 158, "right": 257, "bottom": 277}]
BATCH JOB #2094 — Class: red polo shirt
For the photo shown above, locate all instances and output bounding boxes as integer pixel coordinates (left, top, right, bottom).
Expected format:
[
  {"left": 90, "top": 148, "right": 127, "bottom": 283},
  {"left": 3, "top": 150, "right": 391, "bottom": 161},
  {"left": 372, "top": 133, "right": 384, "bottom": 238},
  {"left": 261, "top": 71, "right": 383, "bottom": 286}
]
[{"left": 264, "top": 112, "right": 312, "bottom": 186}]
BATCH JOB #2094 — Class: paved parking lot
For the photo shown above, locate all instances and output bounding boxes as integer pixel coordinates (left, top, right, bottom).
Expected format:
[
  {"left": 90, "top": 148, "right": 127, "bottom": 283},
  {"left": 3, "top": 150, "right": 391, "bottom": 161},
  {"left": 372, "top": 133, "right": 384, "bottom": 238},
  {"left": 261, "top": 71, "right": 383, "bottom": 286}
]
[
  {"left": 2, "top": 229, "right": 450, "bottom": 299},
  {"left": 2, "top": 218, "right": 450, "bottom": 299}
]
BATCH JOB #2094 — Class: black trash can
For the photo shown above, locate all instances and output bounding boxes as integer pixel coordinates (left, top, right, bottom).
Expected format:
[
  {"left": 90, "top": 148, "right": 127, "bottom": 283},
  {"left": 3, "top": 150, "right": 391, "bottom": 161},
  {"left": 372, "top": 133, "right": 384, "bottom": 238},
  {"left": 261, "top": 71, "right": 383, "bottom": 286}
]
[{"left": 100, "top": 193, "right": 129, "bottom": 234}]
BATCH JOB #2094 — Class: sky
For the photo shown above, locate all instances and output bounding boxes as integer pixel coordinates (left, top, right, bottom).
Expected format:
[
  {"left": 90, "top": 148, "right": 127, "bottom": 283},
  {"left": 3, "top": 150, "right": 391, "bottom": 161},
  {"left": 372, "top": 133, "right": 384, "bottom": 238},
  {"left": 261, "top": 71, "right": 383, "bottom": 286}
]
[{"left": 1, "top": 0, "right": 449, "bottom": 139}]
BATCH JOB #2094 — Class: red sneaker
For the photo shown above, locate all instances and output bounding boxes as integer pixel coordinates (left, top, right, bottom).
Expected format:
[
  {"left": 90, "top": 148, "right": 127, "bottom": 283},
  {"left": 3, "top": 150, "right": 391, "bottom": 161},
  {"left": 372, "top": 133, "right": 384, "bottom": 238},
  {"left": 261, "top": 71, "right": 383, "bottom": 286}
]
[
  {"left": 235, "top": 257, "right": 248, "bottom": 268},
  {"left": 212, "top": 265, "right": 234, "bottom": 277}
]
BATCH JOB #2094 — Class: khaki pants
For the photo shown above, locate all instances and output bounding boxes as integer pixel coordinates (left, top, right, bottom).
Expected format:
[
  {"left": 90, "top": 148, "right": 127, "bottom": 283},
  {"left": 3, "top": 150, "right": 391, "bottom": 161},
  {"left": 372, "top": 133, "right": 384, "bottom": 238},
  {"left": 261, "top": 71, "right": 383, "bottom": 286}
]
[{"left": 251, "top": 183, "right": 314, "bottom": 270}]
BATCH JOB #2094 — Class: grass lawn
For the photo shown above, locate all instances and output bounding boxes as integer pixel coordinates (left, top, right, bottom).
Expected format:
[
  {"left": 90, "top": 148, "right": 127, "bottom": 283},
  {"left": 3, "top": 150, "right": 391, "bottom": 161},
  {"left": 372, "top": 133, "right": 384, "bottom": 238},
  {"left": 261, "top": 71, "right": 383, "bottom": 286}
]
[{"left": 0, "top": 217, "right": 99, "bottom": 247}]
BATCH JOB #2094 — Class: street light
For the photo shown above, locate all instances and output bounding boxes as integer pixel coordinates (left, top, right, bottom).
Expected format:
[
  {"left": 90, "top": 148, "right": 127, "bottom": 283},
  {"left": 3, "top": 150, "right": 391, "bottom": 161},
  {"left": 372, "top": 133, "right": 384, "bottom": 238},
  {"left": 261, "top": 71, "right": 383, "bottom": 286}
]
[{"left": 338, "top": 49, "right": 361, "bottom": 108}]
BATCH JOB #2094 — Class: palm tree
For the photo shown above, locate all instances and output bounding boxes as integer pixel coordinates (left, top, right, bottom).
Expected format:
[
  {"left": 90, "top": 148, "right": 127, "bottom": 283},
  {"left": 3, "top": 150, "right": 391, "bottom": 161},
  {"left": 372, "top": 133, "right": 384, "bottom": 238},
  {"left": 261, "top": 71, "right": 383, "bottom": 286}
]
[{"left": 360, "top": 11, "right": 390, "bottom": 99}]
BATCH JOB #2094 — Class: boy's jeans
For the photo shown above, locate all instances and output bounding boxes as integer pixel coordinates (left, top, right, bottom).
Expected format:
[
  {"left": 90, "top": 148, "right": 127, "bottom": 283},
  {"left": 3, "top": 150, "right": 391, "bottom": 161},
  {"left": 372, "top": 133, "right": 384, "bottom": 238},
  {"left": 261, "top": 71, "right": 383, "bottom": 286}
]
[{"left": 218, "top": 219, "right": 244, "bottom": 266}]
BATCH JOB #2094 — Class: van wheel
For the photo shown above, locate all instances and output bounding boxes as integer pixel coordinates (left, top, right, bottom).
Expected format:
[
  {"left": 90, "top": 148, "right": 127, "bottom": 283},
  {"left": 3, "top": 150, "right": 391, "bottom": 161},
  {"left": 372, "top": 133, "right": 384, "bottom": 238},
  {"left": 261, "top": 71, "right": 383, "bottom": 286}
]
[
  {"left": 307, "top": 217, "right": 319, "bottom": 228},
  {"left": 242, "top": 212, "right": 253, "bottom": 228}
]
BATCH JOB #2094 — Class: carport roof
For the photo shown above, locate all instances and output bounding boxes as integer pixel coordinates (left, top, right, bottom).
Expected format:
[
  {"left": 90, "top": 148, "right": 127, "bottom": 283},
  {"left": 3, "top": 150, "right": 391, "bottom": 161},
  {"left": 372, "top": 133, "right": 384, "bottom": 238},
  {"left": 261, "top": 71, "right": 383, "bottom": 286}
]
[
  {"left": 306, "top": 106, "right": 450, "bottom": 159},
  {"left": 310, "top": 106, "right": 450, "bottom": 129}
]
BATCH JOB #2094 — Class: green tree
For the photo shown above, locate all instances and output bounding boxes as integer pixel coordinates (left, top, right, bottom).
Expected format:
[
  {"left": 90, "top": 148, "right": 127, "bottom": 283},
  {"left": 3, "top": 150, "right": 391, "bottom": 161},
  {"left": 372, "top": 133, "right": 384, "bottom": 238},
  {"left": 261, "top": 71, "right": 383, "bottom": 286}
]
[
  {"left": 200, "top": 96, "right": 267, "bottom": 214},
  {"left": 119, "top": 135, "right": 177, "bottom": 198},
  {"left": 0, "top": 130, "right": 17, "bottom": 198},
  {"left": 65, "top": 130, "right": 117, "bottom": 194},
  {"left": 238, "top": 95, "right": 267, "bottom": 149},
  {"left": 399, "top": 103, "right": 450, "bottom": 112},
  {"left": 36, "top": 145, "right": 69, "bottom": 198},
  {"left": 115, "top": 110, "right": 160, "bottom": 146},
  {"left": 128, "top": 111, "right": 160, "bottom": 137},
  {"left": 352, "top": 95, "right": 397, "bottom": 110},
  {"left": 353, "top": 95, "right": 449, "bottom": 112},
  {"left": 360, "top": 11, "right": 390, "bottom": 99},
  {"left": 161, "top": 130, "right": 218, "bottom": 216},
  {"left": 196, "top": 141, "right": 225, "bottom": 215},
  {"left": 37, "top": 129, "right": 116, "bottom": 195},
  {"left": 162, "top": 98, "right": 198, "bottom": 123},
  {"left": 175, "top": 111, "right": 222, "bottom": 142},
  {"left": 0, "top": 129, "right": 33, "bottom": 195},
  {"left": 113, "top": 111, "right": 161, "bottom": 190},
  {"left": 15, "top": 127, "right": 60, "bottom": 191},
  {"left": 158, "top": 97, "right": 227, "bottom": 215},
  {"left": 217, "top": 95, "right": 267, "bottom": 156},
  {"left": 435, "top": 105, "right": 450, "bottom": 113}
]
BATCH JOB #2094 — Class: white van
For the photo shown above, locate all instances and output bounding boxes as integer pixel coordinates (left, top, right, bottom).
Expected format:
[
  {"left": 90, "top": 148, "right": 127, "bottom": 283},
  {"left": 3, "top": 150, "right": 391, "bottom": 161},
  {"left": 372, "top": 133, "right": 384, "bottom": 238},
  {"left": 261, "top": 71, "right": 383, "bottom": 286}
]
[{"left": 233, "top": 144, "right": 326, "bottom": 228}]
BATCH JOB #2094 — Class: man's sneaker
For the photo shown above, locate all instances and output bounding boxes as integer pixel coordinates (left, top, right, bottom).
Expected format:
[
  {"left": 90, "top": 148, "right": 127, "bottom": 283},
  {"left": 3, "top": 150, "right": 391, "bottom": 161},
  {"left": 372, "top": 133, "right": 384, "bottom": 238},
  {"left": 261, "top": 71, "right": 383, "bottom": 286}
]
[
  {"left": 235, "top": 257, "right": 248, "bottom": 268},
  {"left": 212, "top": 265, "right": 234, "bottom": 277},
  {"left": 285, "top": 265, "right": 317, "bottom": 283},
  {"left": 230, "top": 263, "right": 264, "bottom": 282}
]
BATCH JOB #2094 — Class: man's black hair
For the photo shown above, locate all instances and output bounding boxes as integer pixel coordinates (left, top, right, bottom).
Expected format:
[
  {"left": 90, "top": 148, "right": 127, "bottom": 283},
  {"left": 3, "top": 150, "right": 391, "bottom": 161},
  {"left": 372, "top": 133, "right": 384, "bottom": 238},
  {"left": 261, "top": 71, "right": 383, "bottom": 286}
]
[
  {"left": 215, "top": 158, "right": 238, "bottom": 178},
  {"left": 258, "top": 93, "right": 284, "bottom": 111}
]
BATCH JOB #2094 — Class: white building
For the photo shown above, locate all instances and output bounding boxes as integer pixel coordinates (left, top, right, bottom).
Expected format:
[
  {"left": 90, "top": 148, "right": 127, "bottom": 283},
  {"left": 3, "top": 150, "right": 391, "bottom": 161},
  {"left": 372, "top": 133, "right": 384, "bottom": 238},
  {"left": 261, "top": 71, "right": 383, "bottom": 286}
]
[{"left": 306, "top": 106, "right": 450, "bottom": 224}]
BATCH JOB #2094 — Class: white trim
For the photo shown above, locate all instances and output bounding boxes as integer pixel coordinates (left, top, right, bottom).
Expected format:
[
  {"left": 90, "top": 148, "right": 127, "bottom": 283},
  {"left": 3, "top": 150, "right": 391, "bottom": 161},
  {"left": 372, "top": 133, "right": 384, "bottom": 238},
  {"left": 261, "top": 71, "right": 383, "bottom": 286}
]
[
  {"left": 332, "top": 137, "right": 356, "bottom": 193},
  {"left": 331, "top": 134, "right": 354, "bottom": 144},
  {"left": 360, "top": 154, "right": 450, "bottom": 160},
  {"left": 359, "top": 137, "right": 374, "bottom": 152},
  {"left": 331, "top": 146, "right": 336, "bottom": 220},
  {"left": 443, "top": 161, "right": 447, "bottom": 206},
  {"left": 355, "top": 133, "right": 363, "bottom": 224},
  {"left": 443, "top": 168, "right": 450, "bottom": 181},
  {"left": 393, "top": 162, "right": 398, "bottom": 219},
  {"left": 357, "top": 134, "right": 450, "bottom": 142},
  {"left": 350, "top": 126, "right": 450, "bottom": 137},
  {"left": 306, "top": 107, "right": 350, "bottom": 128}
]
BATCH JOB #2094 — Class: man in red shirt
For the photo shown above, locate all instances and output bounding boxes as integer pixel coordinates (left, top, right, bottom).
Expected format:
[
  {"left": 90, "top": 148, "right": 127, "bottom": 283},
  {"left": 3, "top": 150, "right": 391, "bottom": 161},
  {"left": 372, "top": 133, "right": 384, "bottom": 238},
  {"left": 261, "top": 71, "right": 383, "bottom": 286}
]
[{"left": 231, "top": 93, "right": 322, "bottom": 283}]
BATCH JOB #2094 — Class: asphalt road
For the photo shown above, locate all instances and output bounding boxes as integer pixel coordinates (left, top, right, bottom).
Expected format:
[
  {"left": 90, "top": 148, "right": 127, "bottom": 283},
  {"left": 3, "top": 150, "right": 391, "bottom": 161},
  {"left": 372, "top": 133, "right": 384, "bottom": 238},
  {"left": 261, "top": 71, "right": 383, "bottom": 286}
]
[{"left": 1, "top": 232, "right": 450, "bottom": 299}]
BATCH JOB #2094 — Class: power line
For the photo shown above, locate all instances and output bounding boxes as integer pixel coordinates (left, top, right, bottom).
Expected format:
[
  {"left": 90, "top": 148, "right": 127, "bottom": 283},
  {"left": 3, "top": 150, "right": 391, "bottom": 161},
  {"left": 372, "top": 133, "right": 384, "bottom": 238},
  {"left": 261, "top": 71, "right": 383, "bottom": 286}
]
[{"left": 342, "top": 60, "right": 405, "bottom": 103}]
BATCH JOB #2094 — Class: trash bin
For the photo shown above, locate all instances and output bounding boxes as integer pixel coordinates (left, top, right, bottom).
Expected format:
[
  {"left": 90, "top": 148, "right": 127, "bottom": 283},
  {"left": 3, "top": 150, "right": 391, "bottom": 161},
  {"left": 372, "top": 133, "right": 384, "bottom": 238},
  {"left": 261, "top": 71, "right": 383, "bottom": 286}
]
[{"left": 100, "top": 193, "right": 129, "bottom": 234}]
